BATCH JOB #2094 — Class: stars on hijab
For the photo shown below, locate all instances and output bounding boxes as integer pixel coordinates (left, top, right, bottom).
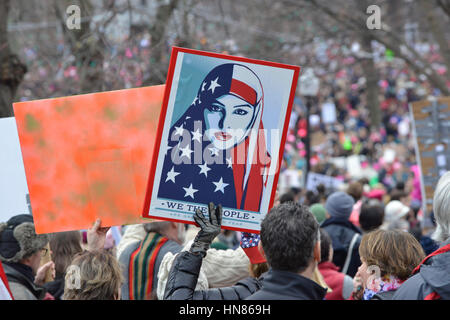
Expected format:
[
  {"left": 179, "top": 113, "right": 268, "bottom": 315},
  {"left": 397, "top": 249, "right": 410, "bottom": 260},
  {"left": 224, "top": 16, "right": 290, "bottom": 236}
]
[
  {"left": 198, "top": 162, "right": 211, "bottom": 177},
  {"left": 174, "top": 124, "right": 184, "bottom": 137},
  {"left": 165, "top": 166, "right": 180, "bottom": 183},
  {"left": 213, "top": 177, "right": 229, "bottom": 194},
  {"left": 183, "top": 183, "right": 198, "bottom": 199},
  {"left": 208, "top": 76, "right": 221, "bottom": 94},
  {"left": 179, "top": 144, "right": 193, "bottom": 159},
  {"left": 191, "top": 128, "right": 202, "bottom": 143}
]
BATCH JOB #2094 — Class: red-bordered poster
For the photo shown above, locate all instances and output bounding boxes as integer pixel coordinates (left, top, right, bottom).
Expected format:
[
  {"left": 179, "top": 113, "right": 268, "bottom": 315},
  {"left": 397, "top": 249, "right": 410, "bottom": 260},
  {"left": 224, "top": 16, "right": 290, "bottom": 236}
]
[{"left": 143, "top": 47, "right": 300, "bottom": 233}]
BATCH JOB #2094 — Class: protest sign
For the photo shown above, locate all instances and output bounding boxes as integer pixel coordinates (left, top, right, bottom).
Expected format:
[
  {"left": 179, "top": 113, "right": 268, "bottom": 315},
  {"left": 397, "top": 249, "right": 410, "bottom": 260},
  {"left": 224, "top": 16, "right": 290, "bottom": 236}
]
[
  {"left": 279, "top": 169, "right": 302, "bottom": 194},
  {"left": 321, "top": 101, "right": 337, "bottom": 124},
  {"left": 13, "top": 85, "right": 165, "bottom": 234},
  {"left": 306, "top": 172, "right": 343, "bottom": 192},
  {"left": 143, "top": 47, "right": 300, "bottom": 233},
  {"left": 410, "top": 97, "right": 450, "bottom": 214},
  {"left": 346, "top": 155, "right": 363, "bottom": 179},
  {"left": 0, "top": 117, "right": 31, "bottom": 223}
]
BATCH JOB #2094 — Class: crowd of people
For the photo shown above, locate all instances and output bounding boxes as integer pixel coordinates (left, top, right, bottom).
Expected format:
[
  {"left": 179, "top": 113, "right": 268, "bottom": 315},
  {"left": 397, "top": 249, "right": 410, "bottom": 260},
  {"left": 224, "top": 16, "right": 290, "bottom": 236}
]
[
  {"left": 2, "top": 18, "right": 449, "bottom": 301},
  {"left": 0, "top": 170, "right": 448, "bottom": 300}
]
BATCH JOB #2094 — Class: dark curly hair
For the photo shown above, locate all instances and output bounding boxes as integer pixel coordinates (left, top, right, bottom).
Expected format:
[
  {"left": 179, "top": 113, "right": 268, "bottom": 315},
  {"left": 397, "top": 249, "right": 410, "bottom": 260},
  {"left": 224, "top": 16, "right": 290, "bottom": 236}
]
[{"left": 260, "top": 202, "right": 319, "bottom": 273}]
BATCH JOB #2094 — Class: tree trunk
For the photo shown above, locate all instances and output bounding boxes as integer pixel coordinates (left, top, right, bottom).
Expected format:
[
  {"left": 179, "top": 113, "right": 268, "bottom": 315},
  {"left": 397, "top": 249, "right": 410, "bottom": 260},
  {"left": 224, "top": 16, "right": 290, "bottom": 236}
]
[
  {"left": 143, "top": 0, "right": 179, "bottom": 86},
  {"left": 421, "top": 0, "right": 450, "bottom": 80},
  {"left": 0, "top": 0, "right": 27, "bottom": 117},
  {"left": 308, "top": 0, "right": 450, "bottom": 96},
  {"left": 359, "top": 35, "right": 381, "bottom": 129},
  {"left": 54, "top": 0, "right": 104, "bottom": 94}
]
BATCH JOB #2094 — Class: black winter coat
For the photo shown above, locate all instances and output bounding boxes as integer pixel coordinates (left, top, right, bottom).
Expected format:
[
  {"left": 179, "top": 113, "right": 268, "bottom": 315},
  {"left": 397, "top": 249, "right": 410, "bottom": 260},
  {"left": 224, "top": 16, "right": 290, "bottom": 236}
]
[
  {"left": 44, "top": 276, "right": 64, "bottom": 300},
  {"left": 321, "top": 217, "right": 362, "bottom": 277},
  {"left": 164, "top": 251, "right": 262, "bottom": 300},
  {"left": 245, "top": 269, "right": 327, "bottom": 300}
]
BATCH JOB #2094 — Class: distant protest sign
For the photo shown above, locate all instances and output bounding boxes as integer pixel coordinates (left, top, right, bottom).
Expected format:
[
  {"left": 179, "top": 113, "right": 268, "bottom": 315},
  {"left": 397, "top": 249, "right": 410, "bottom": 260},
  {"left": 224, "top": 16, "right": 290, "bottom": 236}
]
[
  {"left": 143, "top": 47, "right": 300, "bottom": 233},
  {"left": 13, "top": 86, "right": 164, "bottom": 234},
  {"left": 0, "top": 117, "right": 31, "bottom": 223},
  {"left": 321, "top": 101, "right": 336, "bottom": 124},
  {"left": 306, "top": 172, "right": 343, "bottom": 192},
  {"left": 410, "top": 97, "right": 450, "bottom": 214}
]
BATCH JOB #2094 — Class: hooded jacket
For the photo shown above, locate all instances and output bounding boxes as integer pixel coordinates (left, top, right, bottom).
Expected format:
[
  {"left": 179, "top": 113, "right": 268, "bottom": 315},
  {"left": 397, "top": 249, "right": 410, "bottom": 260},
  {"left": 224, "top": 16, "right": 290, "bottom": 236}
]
[
  {"left": 392, "top": 240, "right": 450, "bottom": 300},
  {"left": 318, "top": 261, "right": 353, "bottom": 300}
]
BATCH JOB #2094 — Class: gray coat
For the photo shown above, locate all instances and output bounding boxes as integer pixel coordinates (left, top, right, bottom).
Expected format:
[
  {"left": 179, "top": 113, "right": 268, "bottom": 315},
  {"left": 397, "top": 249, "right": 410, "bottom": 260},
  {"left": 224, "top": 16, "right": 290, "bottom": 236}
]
[
  {"left": 2, "top": 263, "right": 46, "bottom": 300},
  {"left": 393, "top": 239, "right": 450, "bottom": 300}
]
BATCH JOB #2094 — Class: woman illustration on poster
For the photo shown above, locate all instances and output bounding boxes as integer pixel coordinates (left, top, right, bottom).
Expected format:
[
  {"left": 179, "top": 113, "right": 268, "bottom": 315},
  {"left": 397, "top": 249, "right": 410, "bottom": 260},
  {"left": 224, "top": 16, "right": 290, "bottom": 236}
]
[{"left": 157, "top": 63, "right": 271, "bottom": 212}]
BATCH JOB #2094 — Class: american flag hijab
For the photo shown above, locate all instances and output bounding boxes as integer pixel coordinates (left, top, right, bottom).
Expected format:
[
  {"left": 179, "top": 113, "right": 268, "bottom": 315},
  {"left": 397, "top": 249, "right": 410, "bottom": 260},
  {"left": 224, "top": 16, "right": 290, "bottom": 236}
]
[{"left": 157, "top": 63, "right": 271, "bottom": 211}]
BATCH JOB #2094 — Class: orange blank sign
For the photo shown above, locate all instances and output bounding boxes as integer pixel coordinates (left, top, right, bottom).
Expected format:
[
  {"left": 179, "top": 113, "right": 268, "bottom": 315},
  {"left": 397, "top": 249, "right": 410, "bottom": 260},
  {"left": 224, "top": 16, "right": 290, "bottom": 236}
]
[{"left": 13, "top": 86, "right": 164, "bottom": 234}]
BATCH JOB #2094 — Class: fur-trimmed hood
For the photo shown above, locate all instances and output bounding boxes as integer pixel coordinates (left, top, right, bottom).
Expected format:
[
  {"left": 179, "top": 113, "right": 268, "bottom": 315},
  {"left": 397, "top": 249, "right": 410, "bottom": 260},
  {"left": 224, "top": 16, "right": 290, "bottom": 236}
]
[{"left": 0, "top": 215, "right": 48, "bottom": 263}]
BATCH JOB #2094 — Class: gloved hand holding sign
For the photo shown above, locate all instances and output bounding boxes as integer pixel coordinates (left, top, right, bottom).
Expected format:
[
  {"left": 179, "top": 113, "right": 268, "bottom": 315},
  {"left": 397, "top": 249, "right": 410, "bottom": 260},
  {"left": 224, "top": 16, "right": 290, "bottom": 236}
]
[{"left": 190, "top": 202, "right": 223, "bottom": 257}]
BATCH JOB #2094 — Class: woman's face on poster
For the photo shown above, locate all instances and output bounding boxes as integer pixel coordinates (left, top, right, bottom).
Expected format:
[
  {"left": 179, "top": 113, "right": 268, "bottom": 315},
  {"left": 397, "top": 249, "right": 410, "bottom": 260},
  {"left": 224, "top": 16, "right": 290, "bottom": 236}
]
[{"left": 204, "top": 94, "right": 255, "bottom": 150}]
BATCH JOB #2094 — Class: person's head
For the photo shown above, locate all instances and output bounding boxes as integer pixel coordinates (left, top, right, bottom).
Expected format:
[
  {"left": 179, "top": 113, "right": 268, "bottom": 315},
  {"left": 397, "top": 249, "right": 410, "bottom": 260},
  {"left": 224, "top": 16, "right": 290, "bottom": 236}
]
[
  {"left": 290, "top": 187, "right": 302, "bottom": 202},
  {"left": 358, "top": 229, "right": 425, "bottom": 283},
  {"left": 279, "top": 192, "right": 295, "bottom": 204},
  {"left": 201, "top": 64, "right": 263, "bottom": 150},
  {"left": 395, "top": 181, "right": 405, "bottom": 191},
  {"left": 316, "top": 184, "right": 326, "bottom": 196},
  {"left": 384, "top": 200, "right": 410, "bottom": 229},
  {"left": 359, "top": 202, "right": 385, "bottom": 233},
  {"left": 260, "top": 202, "right": 320, "bottom": 275},
  {"left": 347, "top": 181, "right": 363, "bottom": 202},
  {"left": 390, "top": 189, "right": 409, "bottom": 204},
  {"left": 143, "top": 220, "right": 186, "bottom": 245},
  {"left": 325, "top": 191, "right": 355, "bottom": 220},
  {"left": 0, "top": 214, "right": 48, "bottom": 275},
  {"left": 432, "top": 171, "right": 450, "bottom": 242},
  {"left": 49, "top": 231, "right": 83, "bottom": 277},
  {"left": 319, "top": 228, "right": 333, "bottom": 263},
  {"left": 310, "top": 203, "right": 327, "bottom": 224},
  {"left": 410, "top": 199, "right": 422, "bottom": 219},
  {"left": 305, "top": 190, "right": 320, "bottom": 206},
  {"left": 63, "top": 251, "right": 123, "bottom": 300}
]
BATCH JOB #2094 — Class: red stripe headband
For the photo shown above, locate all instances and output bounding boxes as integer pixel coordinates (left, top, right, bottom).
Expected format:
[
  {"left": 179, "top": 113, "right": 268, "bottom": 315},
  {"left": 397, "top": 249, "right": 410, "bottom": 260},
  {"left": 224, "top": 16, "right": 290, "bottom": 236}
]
[{"left": 229, "top": 78, "right": 258, "bottom": 106}]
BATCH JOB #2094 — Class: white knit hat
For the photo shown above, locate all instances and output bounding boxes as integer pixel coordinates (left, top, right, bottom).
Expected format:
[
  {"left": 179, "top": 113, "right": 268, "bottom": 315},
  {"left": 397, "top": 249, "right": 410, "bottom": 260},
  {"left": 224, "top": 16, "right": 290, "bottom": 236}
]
[{"left": 384, "top": 200, "right": 410, "bottom": 223}]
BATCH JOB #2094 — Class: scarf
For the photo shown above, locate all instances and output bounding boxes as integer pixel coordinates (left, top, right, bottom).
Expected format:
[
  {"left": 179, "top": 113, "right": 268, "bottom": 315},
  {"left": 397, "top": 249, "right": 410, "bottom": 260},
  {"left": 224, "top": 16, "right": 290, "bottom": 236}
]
[
  {"left": 3, "top": 262, "right": 35, "bottom": 283},
  {"left": 363, "top": 274, "right": 404, "bottom": 300},
  {"left": 128, "top": 232, "right": 168, "bottom": 300}
]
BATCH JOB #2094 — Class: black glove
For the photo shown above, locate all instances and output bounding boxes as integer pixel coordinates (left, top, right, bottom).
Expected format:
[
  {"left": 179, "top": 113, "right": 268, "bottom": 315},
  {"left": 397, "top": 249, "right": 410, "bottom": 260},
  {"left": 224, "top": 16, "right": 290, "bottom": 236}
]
[{"left": 190, "top": 202, "right": 222, "bottom": 257}]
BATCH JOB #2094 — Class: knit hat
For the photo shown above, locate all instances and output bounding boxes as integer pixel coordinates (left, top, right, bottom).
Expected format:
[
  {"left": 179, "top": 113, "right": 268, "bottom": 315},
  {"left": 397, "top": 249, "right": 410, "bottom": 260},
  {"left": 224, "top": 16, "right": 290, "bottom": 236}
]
[
  {"left": 310, "top": 203, "right": 327, "bottom": 224},
  {"left": 384, "top": 201, "right": 410, "bottom": 223},
  {"left": 366, "top": 189, "right": 386, "bottom": 201},
  {"left": 0, "top": 214, "right": 48, "bottom": 263},
  {"left": 325, "top": 191, "right": 355, "bottom": 220}
]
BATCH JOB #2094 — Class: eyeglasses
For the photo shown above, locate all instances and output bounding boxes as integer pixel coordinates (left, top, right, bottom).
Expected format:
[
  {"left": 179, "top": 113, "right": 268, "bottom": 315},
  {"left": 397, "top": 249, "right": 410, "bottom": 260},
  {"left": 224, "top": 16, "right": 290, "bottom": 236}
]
[{"left": 40, "top": 248, "right": 48, "bottom": 257}]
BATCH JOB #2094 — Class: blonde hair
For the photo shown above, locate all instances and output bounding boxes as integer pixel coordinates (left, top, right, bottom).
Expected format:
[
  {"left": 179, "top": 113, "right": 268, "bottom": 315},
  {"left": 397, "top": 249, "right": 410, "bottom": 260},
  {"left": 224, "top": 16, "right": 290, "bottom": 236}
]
[
  {"left": 432, "top": 171, "right": 450, "bottom": 242},
  {"left": 359, "top": 229, "right": 425, "bottom": 280},
  {"left": 248, "top": 262, "right": 269, "bottom": 278},
  {"left": 63, "top": 251, "right": 123, "bottom": 300}
]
